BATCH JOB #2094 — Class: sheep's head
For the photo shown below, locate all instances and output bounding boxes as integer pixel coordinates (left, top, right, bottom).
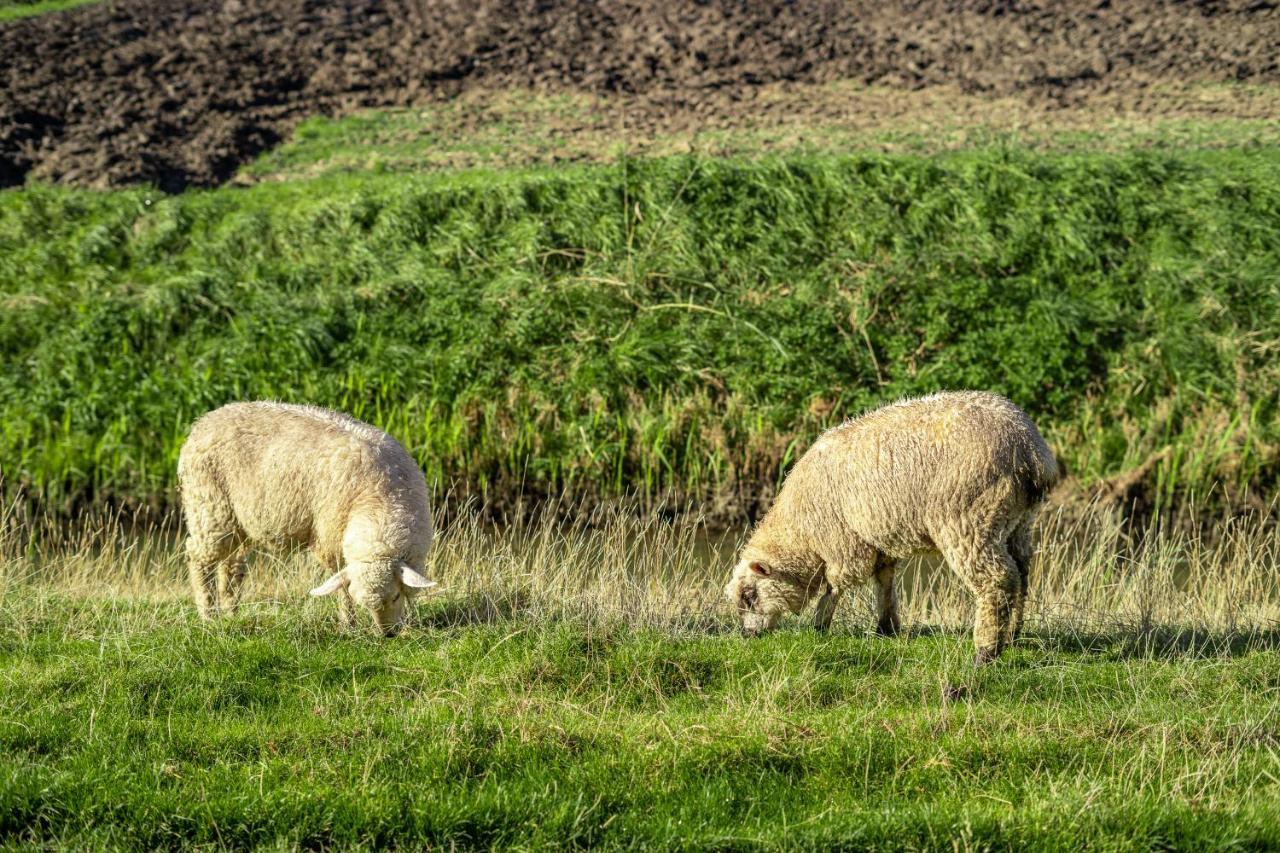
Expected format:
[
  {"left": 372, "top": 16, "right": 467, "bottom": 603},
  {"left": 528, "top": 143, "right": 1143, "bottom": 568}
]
[
  {"left": 724, "top": 558, "right": 798, "bottom": 635},
  {"left": 310, "top": 561, "right": 438, "bottom": 636}
]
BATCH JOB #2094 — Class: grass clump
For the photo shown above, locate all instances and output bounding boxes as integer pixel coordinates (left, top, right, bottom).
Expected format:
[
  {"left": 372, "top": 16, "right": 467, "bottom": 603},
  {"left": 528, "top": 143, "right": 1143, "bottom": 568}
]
[
  {"left": 0, "top": 0, "right": 99, "bottom": 21},
  {"left": 2, "top": 149, "right": 1279, "bottom": 516}
]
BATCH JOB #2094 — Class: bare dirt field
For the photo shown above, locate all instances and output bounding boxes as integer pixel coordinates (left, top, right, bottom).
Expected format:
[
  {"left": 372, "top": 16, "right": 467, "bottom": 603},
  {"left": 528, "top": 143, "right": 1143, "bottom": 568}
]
[{"left": 3, "top": 0, "right": 1279, "bottom": 190}]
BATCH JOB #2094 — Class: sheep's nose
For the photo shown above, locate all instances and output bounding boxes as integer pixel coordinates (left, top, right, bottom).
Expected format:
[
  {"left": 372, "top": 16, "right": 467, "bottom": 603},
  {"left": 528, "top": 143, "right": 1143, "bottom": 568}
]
[{"left": 382, "top": 623, "right": 403, "bottom": 638}]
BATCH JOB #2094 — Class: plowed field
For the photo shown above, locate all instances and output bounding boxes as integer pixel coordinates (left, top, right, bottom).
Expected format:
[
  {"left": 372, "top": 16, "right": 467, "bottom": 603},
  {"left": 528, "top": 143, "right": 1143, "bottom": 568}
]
[{"left": 3, "top": 0, "right": 1278, "bottom": 189}]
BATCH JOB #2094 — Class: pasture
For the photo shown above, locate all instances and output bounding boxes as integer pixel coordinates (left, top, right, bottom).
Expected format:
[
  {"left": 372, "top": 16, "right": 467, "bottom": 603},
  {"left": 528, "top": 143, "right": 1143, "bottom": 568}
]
[
  {"left": 3, "top": 1, "right": 1280, "bottom": 848},
  {"left": 3, "top": 503, "right": 1280, "bottom": 848}
]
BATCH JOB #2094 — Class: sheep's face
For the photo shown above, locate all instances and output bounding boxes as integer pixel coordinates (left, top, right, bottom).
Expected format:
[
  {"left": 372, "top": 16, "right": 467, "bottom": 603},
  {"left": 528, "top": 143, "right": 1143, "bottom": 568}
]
[
  {"left": 724, "top": 559, "right": 791, "bottom": 635},
  {"left": 350, "top": 573, "right": 408, "bottom": 636},
  {"left": 310, "top": 562, "right": 438, "bottom": 637}
]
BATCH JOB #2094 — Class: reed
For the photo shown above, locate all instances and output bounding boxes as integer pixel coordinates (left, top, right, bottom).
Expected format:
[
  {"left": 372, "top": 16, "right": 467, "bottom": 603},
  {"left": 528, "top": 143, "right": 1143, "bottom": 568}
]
[
  {"left": 4, "top": 498, "right": 1277, "bottom": 641},
  {"left": 3, "top": 149, "right": 1278, "bottom": 520}
]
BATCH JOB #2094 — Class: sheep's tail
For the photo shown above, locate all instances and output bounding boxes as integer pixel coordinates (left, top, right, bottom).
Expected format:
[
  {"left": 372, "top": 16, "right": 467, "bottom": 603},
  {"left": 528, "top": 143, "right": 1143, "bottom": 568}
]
[{"left": 1021, "top": 441, "right": 1063, "bottom": 506}]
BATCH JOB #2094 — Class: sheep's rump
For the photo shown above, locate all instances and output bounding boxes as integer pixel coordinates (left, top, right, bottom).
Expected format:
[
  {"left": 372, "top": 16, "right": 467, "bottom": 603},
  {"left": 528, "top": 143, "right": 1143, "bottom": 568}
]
[
  {"left": 177, "top": 402, "right": 423, "bottom": 553},
  {"left": 791, "top": 392, "right": 1059, "bottom": 554}
]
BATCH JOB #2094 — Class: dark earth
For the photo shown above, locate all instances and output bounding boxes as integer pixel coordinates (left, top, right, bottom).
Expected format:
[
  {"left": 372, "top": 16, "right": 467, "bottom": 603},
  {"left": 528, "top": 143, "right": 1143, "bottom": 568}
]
[{"left": 3, "top": 0, "right": 1279, "bottom": 190}]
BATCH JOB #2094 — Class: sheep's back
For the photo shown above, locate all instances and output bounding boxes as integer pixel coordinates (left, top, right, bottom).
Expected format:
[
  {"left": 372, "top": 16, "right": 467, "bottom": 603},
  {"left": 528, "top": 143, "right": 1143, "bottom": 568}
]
[
  {"left": 178, "top": 402, "right": 408, "bottom": 555},
  {"left": 783, "top": 392, "right": 1056, "bottom": 553}
]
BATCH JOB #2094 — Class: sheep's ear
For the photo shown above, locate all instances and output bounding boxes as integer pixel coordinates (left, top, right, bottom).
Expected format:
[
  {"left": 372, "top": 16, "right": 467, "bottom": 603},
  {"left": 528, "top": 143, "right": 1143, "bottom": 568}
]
[
  {"left": 309, "top": 571, "right": 348, "bottom": 597},
  {"left": 748, "top": 560, "right": 771, "bottom": 577},
  {"left": 399, "top": 564, "right": 438, "bottom": 590}
]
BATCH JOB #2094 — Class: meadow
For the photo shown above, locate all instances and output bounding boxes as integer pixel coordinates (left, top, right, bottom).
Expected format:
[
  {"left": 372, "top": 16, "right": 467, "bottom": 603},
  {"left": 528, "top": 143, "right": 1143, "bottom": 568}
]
[
  {"left": 3, "top": 54, "right": 1280, "bottom": 848},
  {"left": 2, "top": 500, "right": 1279, "bottom": 849},
  {"left": 0, "top": 0, "right": 97, "bottom": 22}
]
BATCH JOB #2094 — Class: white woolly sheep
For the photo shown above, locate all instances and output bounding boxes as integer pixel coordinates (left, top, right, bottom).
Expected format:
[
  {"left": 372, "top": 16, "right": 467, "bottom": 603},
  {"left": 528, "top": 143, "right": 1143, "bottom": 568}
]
[
  {"left": 723, "top": 391, "right": 1059, "bottom": 663},
  {"left": 177, "top": 401, "right": 437, "bottom": 635}
]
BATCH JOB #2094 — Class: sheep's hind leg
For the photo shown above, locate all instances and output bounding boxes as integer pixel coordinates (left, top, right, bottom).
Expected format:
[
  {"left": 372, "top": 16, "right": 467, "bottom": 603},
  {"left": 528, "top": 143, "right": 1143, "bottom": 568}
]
[
  {"left": 217, "top": 550, "right": 249, "bottom": 615},
  {"left": 186, "top": 539, "right": 228, "bottom": 620},
  {"left": 873, "top": 558, "right": 900, "bottom": 637},
  {"left": 941, "top": 537, "right": 1019, "bottom": 665},
  {"left": 1006, "top": 519, "right": 1034, "bottom": 645},
  {"left": 182, "top": 486, "right": 239, "bottom": 620}
]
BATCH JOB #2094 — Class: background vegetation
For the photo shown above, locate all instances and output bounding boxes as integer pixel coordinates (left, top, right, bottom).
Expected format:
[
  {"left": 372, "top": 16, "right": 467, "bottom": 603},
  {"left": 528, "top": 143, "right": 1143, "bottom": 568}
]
[{"left": 3, "top": 147, "right": 1278, "bottom": 518}]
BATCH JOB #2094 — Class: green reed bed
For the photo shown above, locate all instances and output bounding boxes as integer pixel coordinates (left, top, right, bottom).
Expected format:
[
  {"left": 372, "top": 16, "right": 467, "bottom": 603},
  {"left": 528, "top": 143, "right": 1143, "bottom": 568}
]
[{"left": 2, "top": 149, "right": 1278, "bottom": 516}]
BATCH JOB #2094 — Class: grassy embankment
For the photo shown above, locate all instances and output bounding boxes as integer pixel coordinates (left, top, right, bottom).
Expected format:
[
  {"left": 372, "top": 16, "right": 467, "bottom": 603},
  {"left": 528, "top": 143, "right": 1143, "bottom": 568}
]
[
  {"left": 3, "top": 144, "right": 1279, "bottom": 519},
  {"left": 2, "top": 501, "right": 1279, "bottom": 848}
]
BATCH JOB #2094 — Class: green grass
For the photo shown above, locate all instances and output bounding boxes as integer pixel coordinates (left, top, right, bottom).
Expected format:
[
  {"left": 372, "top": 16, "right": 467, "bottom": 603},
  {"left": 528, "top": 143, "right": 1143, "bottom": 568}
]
[
  {"left": 3, "top": 148, "right": 1279, "bottom": 515},
  {"left": 240, "top": 94, "right": 624, "bottom": 182},
  {"left": 0, "top": 0, "right": 99, "bottom": 22},
  {"left": 238, "top": 87, "right": 1280, "bottom": 185},
  {"left": 3, "top": 498, "right": 1277, "bottom": 848},
  {"left": 2, "top": 596, "right": 1279, "bottom": 849}
]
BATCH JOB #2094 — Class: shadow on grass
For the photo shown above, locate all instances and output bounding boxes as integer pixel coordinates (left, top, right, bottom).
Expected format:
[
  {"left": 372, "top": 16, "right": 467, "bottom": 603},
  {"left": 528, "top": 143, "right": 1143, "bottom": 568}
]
[
  {"left": 403, "top": 592, "right": 1280, "bottom": 662},
  {"left": 407, "top": 591, "right": 741, "bottom": 636},
  {"left": 837, "top": 620, "right": 1280, "bottom": 662},
  {"left": 1018, "top": 624, "right": 1280, "bottom": 661},
  {"left": 411, "top": 590, "right": 533, "bottom": 629}
]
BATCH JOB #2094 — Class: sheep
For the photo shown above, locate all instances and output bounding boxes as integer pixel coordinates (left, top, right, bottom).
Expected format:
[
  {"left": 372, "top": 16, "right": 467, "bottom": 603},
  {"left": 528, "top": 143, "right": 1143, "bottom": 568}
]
[
  {"left": 723, "top": 391, "right": 1059, "bottom": 663},
  {"left": 177, "top": 401, "right": 437, "bottom": 635}
]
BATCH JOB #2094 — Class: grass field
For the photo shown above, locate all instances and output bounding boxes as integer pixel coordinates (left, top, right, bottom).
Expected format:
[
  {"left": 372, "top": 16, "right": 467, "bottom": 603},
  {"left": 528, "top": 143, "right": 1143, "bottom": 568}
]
[
  {"left": 238, "top": 86, "right": 1280, "bottom": 185},
  {"left": 4, "top": 69, "right": 1280, "bottom": 847},
  {"left": 2, "top": 503, "right": 1279, "bottom": 848}
]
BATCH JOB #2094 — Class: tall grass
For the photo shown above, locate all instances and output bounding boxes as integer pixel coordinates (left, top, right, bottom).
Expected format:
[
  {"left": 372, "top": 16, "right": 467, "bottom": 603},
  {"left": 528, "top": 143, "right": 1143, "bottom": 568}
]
[
  {"left": 3, "top": 149, "right": 1278, "bottom": 517},
  {"left": 4, "top": 500, "right": 1277, "bottom": 642}
]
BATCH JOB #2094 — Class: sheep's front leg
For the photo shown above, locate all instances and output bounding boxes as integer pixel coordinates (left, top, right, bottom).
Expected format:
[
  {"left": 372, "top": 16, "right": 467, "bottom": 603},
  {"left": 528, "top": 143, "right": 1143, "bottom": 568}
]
[
  {"left": 813, "top": 585, "right": 840, "bottom": 632},
  {"left": 338, "top": 590, "right": 359, "bottom": 630},
  {"left": 817, "top": 546, "right": 877, "bottom": 634},
  {"left": 873, "top": 560, "right": 900, "bottom": 637}
]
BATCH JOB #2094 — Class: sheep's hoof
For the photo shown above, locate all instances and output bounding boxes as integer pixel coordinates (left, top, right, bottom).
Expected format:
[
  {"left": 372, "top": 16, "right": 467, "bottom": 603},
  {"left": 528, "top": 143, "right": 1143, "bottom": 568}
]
[
  {"left": 974, "top": 646, "right": 1001, "bottom": 665},
  {"left": 942, "top": 683, "right": 970, "bottom": 702},
  {"left": 875, "top": 618, "right": 900, "bottom": 637}
]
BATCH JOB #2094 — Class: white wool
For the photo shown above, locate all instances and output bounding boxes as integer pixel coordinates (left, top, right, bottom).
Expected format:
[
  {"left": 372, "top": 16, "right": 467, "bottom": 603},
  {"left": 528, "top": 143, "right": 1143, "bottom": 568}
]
[
  {"left": 725, "top": 391, "right": 1059, "bottom": 662},
  {"left": 178, "top": 401, "right": 434, "bottom": 635}
]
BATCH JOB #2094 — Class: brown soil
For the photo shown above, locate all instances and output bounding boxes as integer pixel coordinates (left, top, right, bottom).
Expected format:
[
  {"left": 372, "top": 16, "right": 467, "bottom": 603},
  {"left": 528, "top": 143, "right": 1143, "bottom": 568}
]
[{"left": 3, "top": 0, "right": 1279, "bottom": 191}]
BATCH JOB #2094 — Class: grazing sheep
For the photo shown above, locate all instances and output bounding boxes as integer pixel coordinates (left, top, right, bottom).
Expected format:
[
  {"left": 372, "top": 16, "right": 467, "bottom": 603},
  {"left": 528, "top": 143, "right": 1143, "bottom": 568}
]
[
  {"left": 177, "top": 401, "right": 436, "bottom": 635},
  {"left": 723, "top": 391, "right": 1059, "bottom": 663}
]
